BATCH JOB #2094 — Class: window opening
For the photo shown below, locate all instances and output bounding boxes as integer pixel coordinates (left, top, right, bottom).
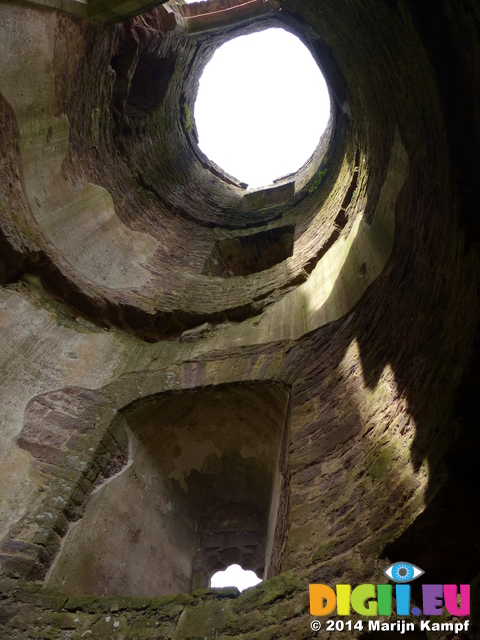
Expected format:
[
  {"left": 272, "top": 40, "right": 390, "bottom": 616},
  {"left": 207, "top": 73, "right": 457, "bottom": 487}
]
[
  {"left": 210, "top": 563, "right": 262, "bottom": 591},
  {"left": 194, "top": 27, "right": 331, "bottom": 188}
]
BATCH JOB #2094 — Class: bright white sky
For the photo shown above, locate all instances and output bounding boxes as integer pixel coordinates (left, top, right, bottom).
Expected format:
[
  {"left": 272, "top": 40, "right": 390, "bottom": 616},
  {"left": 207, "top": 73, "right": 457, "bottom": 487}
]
[
  {"left": 210, "top": 564, "right": 262, "bottom": 591},
  {"left": 194, "top": 28, "right": 331, "bottom": 189}
]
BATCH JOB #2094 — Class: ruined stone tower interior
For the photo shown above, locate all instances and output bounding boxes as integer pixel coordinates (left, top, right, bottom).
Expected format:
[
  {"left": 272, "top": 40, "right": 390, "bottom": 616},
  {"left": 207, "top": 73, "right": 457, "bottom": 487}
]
[{"left": 0, "top": 0, "right": 479, "bottom": 638}]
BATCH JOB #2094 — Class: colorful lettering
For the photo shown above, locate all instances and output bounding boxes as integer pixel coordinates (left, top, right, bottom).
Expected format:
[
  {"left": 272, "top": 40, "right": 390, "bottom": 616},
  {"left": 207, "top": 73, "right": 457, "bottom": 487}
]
[
  {"left": 351, "top": 584, "right": 377, "bottom": 616},
  {"left": 444, "top": 585, "right": 470, "bottom": 616},
  {"left": 395, "top": 584, "right": 411, "bottom": 616},
  {"left": 336, "top": 584, "right": 351, "bottom": 615},
  {"left": 377, "top": 584, "right": 392, "bottom": 615},
  {"left": 308, "top": 580, "right": 471, "bottom": 618},
  {"left": 422, "top": 584, "right": 444, "bottom": 616},
  {"left": 309, "top": 584, "right": 336, "bottom": 616}
]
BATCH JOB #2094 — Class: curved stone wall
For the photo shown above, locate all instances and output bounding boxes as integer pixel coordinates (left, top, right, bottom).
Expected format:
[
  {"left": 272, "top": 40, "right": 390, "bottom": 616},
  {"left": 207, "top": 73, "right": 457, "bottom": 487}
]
[
  {"left": 1, "top": 0, "right": 480, "bottom": 638},
  {"left": 0, "top": 1, "right": 401, "bottom": 340}
]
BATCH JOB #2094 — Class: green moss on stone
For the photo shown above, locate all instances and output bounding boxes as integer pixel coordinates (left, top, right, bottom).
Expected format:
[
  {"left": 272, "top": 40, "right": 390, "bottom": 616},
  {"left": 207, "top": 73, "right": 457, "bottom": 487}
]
[
  {"left": 184, "top": 103, "right": 194, "bottom": 132},
  {"left": 150, "top": 590, "right": 192, "bottom": 621},
  {"left": 17, "top": 587, "right": 67, "bottom": 612},
  {"left": 308, "top": 158, "right": 329, "bottom": 194},
  {"left": 232, "top": 571, "right": 303, "bottom": 613},
  {"left": 192, "top": 586, "right": 239, "bottom": 600},
  {"left": 369, "top": 444, "right": 397, "bottom": 479},
  {"left": 172, "top": 599, "right": 228, "bottom": 639},
  {"left": 312, "top": 539, "right": 340, "bottom": 563}
]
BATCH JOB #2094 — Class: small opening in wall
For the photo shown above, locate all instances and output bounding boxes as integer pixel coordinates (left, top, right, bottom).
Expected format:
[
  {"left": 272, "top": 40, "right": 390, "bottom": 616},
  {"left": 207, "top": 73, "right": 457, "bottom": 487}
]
[
  {"left": 194, "top": 27, "right": 331, "bottom": 189},
  {"left": 202, "top": 225, "right": 294, "bottom": 277},
  {"left": 210, "top": 564, "right": 263, "bottom": 591}
]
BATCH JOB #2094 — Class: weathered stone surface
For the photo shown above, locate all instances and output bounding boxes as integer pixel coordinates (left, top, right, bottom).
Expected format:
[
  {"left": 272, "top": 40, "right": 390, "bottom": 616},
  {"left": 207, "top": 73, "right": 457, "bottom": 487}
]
[
  {"left": 241, "top": 182, "right": 296, "bottom": 211},
  {"left": 1, "top": 0, "right": 480, "bottom": 638}
]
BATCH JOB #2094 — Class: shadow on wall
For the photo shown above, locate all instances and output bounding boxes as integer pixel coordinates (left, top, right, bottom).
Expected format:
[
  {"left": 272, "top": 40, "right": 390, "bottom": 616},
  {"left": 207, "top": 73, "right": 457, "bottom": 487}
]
[{"left": 282, "top": 0, "right": 480, "bottom": 594}]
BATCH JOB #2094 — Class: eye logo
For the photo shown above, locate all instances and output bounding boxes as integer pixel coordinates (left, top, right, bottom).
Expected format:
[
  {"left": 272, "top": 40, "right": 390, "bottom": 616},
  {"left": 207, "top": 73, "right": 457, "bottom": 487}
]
[{"left": 384, "top": 561, "right": 424, "bottom": 583}]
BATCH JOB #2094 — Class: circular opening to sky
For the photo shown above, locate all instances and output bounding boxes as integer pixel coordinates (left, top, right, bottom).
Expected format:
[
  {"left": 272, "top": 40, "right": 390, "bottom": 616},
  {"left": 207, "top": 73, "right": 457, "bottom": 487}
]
[
  {"left": 194, "top": 27, "right": 331, "bottom": 189},
  {"left": 210, "top": 564, "right": 262, "bottom": 592}
]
